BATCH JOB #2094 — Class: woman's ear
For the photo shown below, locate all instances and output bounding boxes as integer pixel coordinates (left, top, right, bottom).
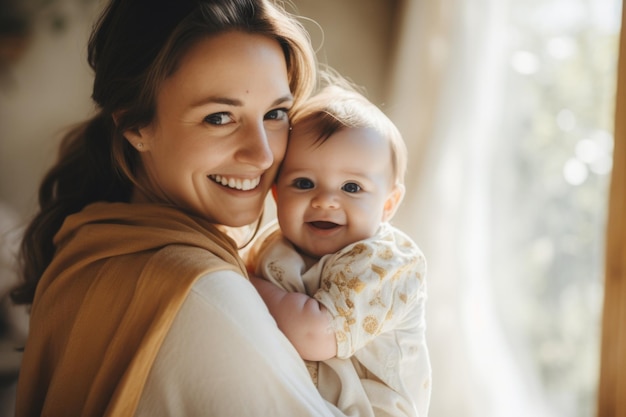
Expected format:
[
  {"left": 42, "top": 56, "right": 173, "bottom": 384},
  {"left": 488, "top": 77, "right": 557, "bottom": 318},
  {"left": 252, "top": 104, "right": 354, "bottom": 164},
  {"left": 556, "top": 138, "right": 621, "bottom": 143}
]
[
  {"left": 382, "top": 183, "right": 405, "bottom": 222},
  {"left": 123, "top": 129, "right": 149, "bottom": 152},
  {"left": 113, "top": 112, "right": 151, "bottom": 152}
]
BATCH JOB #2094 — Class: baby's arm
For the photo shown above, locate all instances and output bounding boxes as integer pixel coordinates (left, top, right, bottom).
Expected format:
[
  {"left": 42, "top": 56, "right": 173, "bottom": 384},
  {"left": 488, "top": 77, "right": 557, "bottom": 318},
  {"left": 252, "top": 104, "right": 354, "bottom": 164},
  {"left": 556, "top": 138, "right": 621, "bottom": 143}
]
[{"left": 249, "top": 275, "right": 337, "bottom": 361}]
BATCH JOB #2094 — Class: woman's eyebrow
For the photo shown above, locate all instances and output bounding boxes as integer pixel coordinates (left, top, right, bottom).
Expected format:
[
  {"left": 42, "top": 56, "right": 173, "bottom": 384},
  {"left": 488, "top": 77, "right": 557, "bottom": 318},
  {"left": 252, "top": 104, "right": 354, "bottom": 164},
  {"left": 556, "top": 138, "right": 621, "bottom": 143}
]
[
  {"left": 272, "top": 94, "right": 295, "bottom": 106},
  {"left": 190, "top": 94, "right": 294, "bottom": 109},
  {"left": 190, "top": 96, "right": 242, "bottom": 108}
]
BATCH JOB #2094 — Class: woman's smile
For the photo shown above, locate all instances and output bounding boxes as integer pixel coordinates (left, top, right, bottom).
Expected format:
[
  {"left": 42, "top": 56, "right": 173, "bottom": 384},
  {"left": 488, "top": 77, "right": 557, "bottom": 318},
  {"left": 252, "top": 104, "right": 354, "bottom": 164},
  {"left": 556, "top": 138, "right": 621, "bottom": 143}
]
[{"left": 209, "top": 174, "right": 262, "bottom": 191}]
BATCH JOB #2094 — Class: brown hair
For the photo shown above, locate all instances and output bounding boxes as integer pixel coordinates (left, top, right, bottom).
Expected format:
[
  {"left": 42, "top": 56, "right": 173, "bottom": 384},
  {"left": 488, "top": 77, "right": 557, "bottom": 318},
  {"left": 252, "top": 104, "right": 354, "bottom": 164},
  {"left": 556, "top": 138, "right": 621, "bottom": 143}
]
[
  {"left": 12, "top": 0, "right": 317, "bottom": 304},
  {"left": 289, "top": 82, "right": 407, "bottom": 186}
]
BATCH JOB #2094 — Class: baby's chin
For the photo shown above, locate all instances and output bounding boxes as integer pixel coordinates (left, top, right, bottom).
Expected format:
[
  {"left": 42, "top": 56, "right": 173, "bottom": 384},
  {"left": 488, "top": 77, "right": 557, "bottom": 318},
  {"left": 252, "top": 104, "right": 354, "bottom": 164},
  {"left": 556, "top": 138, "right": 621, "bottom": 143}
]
[{"left": 296, "top": 242, "right": 346, "bottom": 260}]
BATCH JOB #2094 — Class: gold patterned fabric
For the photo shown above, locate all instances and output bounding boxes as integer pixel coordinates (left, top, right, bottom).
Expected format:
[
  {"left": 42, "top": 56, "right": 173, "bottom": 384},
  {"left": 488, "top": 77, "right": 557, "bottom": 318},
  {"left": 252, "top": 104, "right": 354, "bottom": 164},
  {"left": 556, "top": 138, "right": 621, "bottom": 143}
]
[
  {"left": 15, "top": 202, "right": 246, "bottom": 417},
  {"left": 249, "top": 221, "right": 431, "bottom": 417}
]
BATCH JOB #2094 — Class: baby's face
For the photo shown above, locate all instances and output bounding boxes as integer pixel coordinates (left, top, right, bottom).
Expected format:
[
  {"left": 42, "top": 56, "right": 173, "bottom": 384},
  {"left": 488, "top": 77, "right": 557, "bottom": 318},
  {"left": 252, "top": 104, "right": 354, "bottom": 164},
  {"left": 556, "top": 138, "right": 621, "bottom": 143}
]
[{"left": 275, "top": 126, "right": 399, "bottom": 258}]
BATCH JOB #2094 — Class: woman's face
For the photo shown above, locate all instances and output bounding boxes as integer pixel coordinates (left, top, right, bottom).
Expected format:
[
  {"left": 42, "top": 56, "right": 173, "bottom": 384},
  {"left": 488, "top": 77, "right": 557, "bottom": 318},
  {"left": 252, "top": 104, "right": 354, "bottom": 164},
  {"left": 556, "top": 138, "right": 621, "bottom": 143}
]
[{"left": 126, "top": 31, "right": 293, "bottom": 226}]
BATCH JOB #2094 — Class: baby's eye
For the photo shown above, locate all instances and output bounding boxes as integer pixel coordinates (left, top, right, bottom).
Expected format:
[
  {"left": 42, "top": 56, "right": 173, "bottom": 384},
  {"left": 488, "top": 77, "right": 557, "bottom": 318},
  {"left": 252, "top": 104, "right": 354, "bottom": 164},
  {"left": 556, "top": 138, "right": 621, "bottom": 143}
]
[
  {"left": 293, "top": 178, "right": 314, "bottom": 190},
  {"left": 342, "top": 182, "right": 361, "bottom": 193},
  {"left": 204, "top": 112, "right": 234, "bottom": 125},
  {"left": 265, "top": 108, "right": 289, "bottom": 121}
]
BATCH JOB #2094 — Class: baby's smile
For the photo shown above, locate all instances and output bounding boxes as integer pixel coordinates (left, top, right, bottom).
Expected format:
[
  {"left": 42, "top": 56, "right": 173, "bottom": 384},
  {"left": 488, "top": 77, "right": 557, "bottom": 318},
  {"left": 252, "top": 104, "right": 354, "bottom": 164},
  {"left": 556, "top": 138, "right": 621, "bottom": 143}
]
[{"left": 308, "top": 221, "right": 340, "bottom": 230}]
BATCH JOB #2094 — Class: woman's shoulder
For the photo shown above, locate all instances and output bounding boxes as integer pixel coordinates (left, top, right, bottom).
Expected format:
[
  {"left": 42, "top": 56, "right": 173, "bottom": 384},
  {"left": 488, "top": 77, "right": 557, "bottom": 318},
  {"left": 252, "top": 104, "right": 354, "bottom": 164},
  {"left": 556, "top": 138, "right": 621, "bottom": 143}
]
[
  {"left": 137, "top": 269, "right": 342, "bottom": 417},
  {"left": 182, "top": 269, "right": 282, "bottom": 333},
  {"left": 188, "top": 269, "right": 258, "bottom": 308}
]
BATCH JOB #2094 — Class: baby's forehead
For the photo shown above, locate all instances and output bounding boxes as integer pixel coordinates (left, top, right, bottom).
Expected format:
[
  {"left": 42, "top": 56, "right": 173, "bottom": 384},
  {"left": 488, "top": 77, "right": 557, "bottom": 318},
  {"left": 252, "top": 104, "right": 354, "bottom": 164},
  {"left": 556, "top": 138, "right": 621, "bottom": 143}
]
[{"left": 285, "top": 126, "right": 395, "bottom": 178}]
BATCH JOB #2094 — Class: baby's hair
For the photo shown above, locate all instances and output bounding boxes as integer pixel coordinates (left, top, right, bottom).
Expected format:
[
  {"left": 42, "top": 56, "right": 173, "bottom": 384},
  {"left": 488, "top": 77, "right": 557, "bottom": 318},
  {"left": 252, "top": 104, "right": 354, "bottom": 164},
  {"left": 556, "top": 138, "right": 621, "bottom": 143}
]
[{"left": 289, "top": 77, "right": 407, "bottom": 186}]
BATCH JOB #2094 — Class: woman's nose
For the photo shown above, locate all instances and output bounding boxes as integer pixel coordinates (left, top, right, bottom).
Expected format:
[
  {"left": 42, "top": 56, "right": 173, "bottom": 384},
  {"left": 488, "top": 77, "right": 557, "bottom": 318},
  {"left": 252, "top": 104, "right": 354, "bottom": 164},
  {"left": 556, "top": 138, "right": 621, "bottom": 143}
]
[{"left": 237, "top": 123, "right": 274, "bottom": 169}]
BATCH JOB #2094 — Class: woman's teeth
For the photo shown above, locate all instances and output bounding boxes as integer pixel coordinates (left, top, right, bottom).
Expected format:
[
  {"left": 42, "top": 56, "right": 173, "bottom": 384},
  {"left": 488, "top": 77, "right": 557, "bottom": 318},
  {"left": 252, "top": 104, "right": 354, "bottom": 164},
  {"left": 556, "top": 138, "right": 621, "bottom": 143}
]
[{"left": 210, "top": 175, "right": 261, "bottom": 191}]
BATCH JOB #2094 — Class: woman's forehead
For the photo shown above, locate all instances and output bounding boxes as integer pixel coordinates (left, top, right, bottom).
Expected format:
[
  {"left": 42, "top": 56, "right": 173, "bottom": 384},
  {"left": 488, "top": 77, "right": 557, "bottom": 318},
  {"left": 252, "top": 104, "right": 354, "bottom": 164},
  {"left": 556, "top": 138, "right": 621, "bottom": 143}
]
[{"left": 158, "top": 31, "right": 291, "bottom": 108}]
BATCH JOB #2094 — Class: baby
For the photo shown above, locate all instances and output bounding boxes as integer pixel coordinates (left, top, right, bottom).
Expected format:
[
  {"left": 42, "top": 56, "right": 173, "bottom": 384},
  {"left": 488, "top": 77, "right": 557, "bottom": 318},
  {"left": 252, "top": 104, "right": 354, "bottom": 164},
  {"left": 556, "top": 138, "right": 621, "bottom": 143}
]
[{"left": 247, "top": 85, "right": 431, "bottom": 417}]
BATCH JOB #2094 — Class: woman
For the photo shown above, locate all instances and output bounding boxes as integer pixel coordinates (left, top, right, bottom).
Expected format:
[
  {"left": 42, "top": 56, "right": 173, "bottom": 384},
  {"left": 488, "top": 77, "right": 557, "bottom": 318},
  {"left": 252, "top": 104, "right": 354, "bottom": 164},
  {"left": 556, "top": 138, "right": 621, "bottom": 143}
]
[{"left": 11, "top": 0, "right": 346, "bottom": 415}]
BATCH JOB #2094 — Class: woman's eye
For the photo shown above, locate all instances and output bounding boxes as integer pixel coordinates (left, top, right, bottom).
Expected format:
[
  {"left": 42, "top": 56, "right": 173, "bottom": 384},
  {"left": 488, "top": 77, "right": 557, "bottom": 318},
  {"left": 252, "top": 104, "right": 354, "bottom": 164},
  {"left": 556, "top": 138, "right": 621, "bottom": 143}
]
[
  {"left": 293, "top": 178, "right": 314, "bottom": 190},
  {"left": 342, "top": 182, "right": 361, "bottom": 193},
  {"left": 265, "top": 108, "right": 289, "bottom": 121},
  {"left": 204, "top": 112, "right": 233, "bottom": 125}
]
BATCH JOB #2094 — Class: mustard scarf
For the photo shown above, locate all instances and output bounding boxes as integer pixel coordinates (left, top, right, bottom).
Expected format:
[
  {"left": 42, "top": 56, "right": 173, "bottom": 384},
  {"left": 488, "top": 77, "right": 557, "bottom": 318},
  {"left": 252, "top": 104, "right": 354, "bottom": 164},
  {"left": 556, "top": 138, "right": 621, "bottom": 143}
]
[{"left": 15, "top": 202, "right": 247, "bottom": 416}]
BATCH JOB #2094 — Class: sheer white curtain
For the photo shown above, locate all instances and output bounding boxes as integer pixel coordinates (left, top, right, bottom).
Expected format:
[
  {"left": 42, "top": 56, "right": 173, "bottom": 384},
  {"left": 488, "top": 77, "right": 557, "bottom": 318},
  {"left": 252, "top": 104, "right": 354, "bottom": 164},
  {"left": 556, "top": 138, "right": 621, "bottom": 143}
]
[{"left": 387, "top": 1, "right": 554, "bottom": 416}]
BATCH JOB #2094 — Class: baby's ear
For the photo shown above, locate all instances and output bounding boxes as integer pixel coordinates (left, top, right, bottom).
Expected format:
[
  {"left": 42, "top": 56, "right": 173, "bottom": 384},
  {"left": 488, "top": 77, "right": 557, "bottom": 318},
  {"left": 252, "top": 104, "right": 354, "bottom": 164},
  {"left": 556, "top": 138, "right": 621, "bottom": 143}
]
[
  {"left": 271, "top": 184, "right": 279, "bottom": 203},
  {"left": 382, "top": 183, "right": 405, "bottom": 222}
]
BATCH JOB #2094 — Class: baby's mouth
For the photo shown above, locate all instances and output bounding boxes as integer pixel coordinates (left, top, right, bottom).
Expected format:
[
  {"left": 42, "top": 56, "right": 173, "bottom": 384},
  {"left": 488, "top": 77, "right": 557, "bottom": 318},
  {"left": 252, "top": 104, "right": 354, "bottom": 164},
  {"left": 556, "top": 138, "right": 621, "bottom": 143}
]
[
  {"left": 209, "top": 175, "right": 261, "bottom": 191},
  {"left": 308, "top": 221, "right": 340, "bottom": 230}
]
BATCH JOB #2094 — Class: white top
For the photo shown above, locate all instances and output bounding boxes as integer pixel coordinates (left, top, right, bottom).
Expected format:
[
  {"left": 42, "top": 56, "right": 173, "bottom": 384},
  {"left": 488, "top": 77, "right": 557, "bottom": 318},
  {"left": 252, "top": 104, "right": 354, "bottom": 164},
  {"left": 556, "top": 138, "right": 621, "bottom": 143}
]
[{"left": 136, "top": 270, "right": 345, "bottom": 417}]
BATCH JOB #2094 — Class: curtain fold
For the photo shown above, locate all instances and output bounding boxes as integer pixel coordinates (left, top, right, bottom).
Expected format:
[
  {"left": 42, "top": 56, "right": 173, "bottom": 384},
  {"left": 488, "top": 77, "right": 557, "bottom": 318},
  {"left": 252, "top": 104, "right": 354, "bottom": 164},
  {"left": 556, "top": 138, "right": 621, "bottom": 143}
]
[
  {"left": 387, "top": 1, "right": 552, "bottom": 416},
  {"left": 597, "top": 1, "right": 626, "bottom": 416}
]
